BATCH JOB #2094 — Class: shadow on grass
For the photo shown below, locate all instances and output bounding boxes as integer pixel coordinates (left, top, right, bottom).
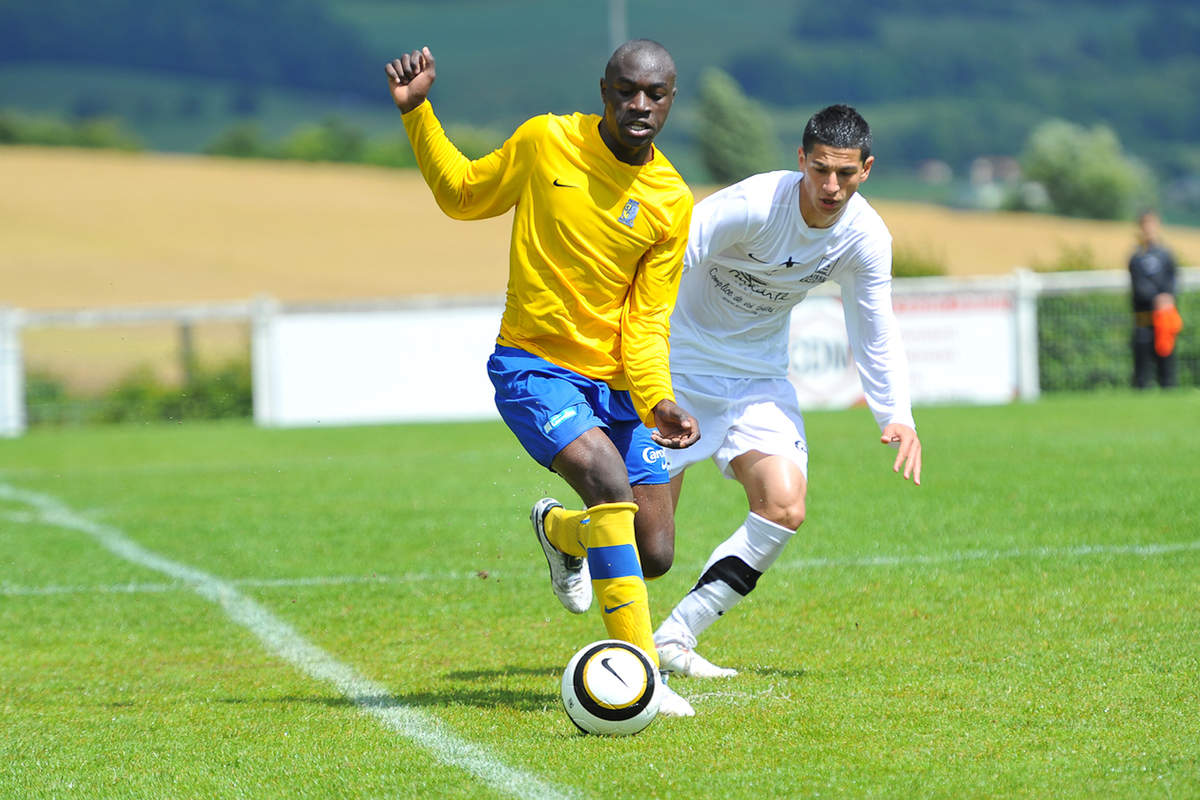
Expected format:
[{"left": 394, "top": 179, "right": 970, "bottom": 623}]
[
  {"left": 445, "top": 665, "right": 559, "bottom": 681},
  {"left": 215, "top": 664, "right": 562, "bottom": 712},
  {"left": 214, "top": 663, "right": 806, "bottom": 713},
  {"left": 751, "top": 667, "right": 809, "bottom": 679}
]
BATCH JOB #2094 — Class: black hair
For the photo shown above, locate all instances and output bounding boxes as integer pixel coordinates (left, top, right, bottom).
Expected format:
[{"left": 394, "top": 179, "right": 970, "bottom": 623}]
[{"left": 802, "top": 104, "right": 872, "bottom": 162}]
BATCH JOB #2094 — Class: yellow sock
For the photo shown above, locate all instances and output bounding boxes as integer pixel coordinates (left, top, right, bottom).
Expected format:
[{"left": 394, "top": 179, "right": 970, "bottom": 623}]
[
  {"left": 544, "top": 506, "right": 589, "bottom": 558},
  {"left": 581, "top": 502, "right": 659, "bottom": 667}
]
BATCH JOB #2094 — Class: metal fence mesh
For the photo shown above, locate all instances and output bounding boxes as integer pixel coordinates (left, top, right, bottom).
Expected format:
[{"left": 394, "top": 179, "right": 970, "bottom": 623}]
[{"left": 1038, "top": 289, "right": 1198, "bottom": 392}]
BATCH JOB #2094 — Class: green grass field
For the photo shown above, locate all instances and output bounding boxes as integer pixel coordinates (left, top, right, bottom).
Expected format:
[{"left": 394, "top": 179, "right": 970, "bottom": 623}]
[{"left": 2, "top": 392, "right": 1197, "bottom": 799}]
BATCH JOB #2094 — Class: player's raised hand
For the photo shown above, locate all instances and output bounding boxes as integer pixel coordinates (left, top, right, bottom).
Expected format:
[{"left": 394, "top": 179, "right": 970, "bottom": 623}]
[
  {"left": 881, "top": 423, "right": 921, "bottom": 486},
  {"left": 385, "top": 47, "right": 436, "bottom": 113},
  {"left": 651, "top": 399, "right": 701, "bottom": 449}
]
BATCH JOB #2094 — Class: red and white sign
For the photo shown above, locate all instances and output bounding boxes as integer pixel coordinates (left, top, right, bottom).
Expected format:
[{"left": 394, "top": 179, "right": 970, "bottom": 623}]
[
  {"left": 897, "top": 292, "right": 1016, "bottom": 404},
  {"left": 787, "top": 296, "right": 863, "bottom": 409},
  {"left": 787, "top": 292, "right": 1017, "bottom": 409},
  {"left": 254, "top": 289, "right": 1021, "bottom": 429}
]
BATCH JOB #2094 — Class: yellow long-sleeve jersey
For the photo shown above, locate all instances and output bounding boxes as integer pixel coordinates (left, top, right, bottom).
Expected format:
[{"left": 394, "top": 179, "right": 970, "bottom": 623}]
[{"left": 402, "top": 102, "right": 693, "bottom": 426}]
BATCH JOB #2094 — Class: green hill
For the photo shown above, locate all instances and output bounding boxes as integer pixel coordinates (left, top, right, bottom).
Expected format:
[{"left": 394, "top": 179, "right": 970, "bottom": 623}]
[{"left": 2, "top": 0, "right": 1198, "bottom": 216}]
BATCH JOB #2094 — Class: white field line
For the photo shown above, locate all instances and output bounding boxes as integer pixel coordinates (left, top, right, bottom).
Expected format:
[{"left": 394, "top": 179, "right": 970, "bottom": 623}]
[
  {"left": 6, "top": 525, "right": 1198, "bottom": 599},
  {"left": 0, "top": 572, "right": 506, "bottom": 597},
  {"left": 775, "top": 538, "right": 1200, "bottom": 571},
  {"left": 0, "top": 575, "right": 393, "bottom": 597},
  {"left": 0, "top": 483, "right": 573, "bottom": 800}
]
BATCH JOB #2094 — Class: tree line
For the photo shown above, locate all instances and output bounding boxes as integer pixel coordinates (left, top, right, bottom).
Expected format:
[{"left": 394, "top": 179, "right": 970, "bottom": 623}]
[
  {"left": 2, "top": 92, "right": 1152, "bottom": 223},
  {"left": 0, "top": 0, "right": 376, "bottom": 100},
  {"left": 2, "top": 0, "right": 1196, "bottom": 175},
  {"left": 1, "top": 0, "right": 1192, "bottom": 220}
]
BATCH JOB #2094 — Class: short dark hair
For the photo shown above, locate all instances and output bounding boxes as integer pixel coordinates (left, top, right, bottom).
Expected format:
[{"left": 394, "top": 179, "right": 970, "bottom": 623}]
[
  {"left": 606, "top": 38, "right": 676, "bottom": 82},
  {"left": 802, "top": 104, "right": 872, "bottom": 162}
]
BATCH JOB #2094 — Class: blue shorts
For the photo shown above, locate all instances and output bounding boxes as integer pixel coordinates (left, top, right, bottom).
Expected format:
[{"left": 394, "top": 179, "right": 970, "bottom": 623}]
[{"left": 486, "top": 345, "right": 668, "bottom": 485}]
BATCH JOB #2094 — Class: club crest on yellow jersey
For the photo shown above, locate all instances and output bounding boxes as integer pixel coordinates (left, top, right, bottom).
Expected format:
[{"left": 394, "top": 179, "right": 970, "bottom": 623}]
[{"left": 617, "top": 198, "right": 640, "bottom": 228}]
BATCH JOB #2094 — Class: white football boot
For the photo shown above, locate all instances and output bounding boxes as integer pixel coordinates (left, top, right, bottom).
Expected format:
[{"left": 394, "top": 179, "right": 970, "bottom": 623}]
[
  {"left": 656, "top": 674, "right": 696, "bottom": 718},
  {"left": 657, "top": 641, "right": 738, "bottom": 679},
  {"left": 531, "top": 498, "right": 592, "bottom": 614}
]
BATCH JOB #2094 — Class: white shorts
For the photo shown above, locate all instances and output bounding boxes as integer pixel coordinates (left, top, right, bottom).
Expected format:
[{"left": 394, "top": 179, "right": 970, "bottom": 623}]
[{"left": 664, "top": 373, "right": 808, "bottom": 480}]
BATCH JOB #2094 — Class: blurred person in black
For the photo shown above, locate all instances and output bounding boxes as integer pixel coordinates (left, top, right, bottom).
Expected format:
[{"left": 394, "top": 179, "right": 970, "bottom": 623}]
[{"left": 1128, "top": 209, "right": 1181, "bottom": 389}]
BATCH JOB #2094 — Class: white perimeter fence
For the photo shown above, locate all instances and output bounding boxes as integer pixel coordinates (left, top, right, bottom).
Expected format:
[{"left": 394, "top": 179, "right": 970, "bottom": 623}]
[{"left": 2, "top": 268, "right": 1197, "bottom": 437}]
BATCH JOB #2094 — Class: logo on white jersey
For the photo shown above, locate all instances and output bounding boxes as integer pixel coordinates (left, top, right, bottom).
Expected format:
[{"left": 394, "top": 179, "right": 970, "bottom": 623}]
[
  {"left": 798, "top": 256, "right": 838, "bottom": 285},
  {"left": 748, "top": 253, "right": 800, "bottom": 270},
  {"left": 729, "top": 269, "right": 790, "bottom": 302}
]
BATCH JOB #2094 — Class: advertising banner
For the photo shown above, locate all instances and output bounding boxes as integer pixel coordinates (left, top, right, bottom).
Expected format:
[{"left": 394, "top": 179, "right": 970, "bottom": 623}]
[
  {"left": 256, "top": 290, "right": 1020, "bottom": 427},
  {"left": 787, "top": 292, "right": 1017, "bottom": 409}
]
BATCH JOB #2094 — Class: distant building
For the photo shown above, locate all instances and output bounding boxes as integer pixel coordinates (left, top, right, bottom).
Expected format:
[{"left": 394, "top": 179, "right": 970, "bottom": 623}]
[
  {"left": 917, "top": 159, "right": 953, "bottom": 185},
  {"left": 969, "top": 156, "right": 1021, "bottom": 186}
]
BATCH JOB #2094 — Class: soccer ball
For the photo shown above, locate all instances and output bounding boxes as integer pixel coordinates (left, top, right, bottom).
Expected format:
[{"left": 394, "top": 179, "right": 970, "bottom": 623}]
[{"left": 560, "top": 639, "right": 661, "bottom": 736}]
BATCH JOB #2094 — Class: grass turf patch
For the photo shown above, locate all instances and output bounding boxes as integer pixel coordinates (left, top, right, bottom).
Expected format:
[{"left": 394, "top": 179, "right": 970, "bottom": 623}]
[{"left": 1, "top": 391, "right": 1197, "bottom": 798}]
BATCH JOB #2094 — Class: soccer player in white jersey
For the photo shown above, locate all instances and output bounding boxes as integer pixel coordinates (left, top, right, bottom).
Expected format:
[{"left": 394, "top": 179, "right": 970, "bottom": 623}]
[{"left": 650, "top": 104, "right": 923, "bottom": 678}]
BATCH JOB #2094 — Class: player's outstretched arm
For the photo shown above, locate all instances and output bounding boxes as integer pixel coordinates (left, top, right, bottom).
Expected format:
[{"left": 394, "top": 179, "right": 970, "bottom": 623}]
[
  {"left": 881, "top": 423, "right": 921, "bottom": 486},
  {"left": 651, "top": 399, "right": 700, "bottom": 450},
  {"left": 385, "top": 47, "right": 436, "bottom": 113}
]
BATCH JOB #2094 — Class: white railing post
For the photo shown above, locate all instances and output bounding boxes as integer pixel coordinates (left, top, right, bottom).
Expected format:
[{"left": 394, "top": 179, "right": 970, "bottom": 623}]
[
  {"left": 0, "top": 307, "right": 26, "bottom": 437},
  {"left": 1014, "top": 268, "right": 1041, "bottom": 401},
  {"left": 250, "top": 295, "right": 281, "bottom": 427}
]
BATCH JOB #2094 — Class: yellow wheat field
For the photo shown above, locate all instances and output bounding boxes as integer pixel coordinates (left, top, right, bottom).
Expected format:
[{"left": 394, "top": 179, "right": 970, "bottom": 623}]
[{"left": 5, "top": 146, "right": 1198, "bottom": 389}]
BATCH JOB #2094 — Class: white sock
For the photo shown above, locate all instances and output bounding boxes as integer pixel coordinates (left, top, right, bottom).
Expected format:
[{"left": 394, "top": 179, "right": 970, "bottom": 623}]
[{"left": 655, "top": 512, "right": 794, "bottom": 649}]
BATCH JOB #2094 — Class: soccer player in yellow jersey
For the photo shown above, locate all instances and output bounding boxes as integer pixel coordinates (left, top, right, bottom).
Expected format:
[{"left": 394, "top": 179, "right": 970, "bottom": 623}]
[{"left": 386, "top": 40, "right": 701, "bottom": 716}]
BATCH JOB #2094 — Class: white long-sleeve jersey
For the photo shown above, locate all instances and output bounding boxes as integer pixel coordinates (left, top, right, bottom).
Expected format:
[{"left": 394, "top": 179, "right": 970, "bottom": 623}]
[{"left": 669, "top": 170, "right": 915, "bottom": 430}]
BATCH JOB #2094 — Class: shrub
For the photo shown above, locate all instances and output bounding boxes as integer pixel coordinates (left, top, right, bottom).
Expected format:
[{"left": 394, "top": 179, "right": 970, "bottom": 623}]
[
  {"left": 23, "top": 372, "right": 90, "bottom": 426},
  {"left": 278, "top": 116, "right": 365, "bottom": 163},
  {"left": 0, "top": 111, "right": 142, "bottom": 150},
  {"left": 362, "top": 135, "right": 416, "bottom": 168},
  {"left": 1038, "top": 290, "right": 1199, "bottom": 391},
  {"left": 98, "top": 366, "right": 180, "bottom": 423},
  {"left": 1031, "top": 242, "right": 1098, "bottom": 272},
  {"left": 892, "top": 244, "right": 948, "bottom": 277},
  {"left": 25, "top": 359, "right": 252, "bottom": 426},
  {"left": 204, "top": 121, "right": 270, "bottom": 158},
  {"left": 1020, "top": 119, "right": 1153, "bottom": 220},
  {"left": 179, "top": 360, "right": 253, "bottom": 420},
  {"left": 74, "top": 117, "right": 142, "bottom": 150},
  {"left": 696, "top": 67, "right": 781, "bottom": 184},
  {"left": 99, "top": 359, "right": 252, "bottom": 423},
  {"left": 443, "top": 124, "right": 503, "bottom": 160}
]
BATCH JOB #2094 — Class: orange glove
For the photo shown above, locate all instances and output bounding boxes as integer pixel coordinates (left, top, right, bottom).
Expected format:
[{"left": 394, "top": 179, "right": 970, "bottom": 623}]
[{"left": 1152, "top": 305, "right": 1183, "bottom": 357}]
